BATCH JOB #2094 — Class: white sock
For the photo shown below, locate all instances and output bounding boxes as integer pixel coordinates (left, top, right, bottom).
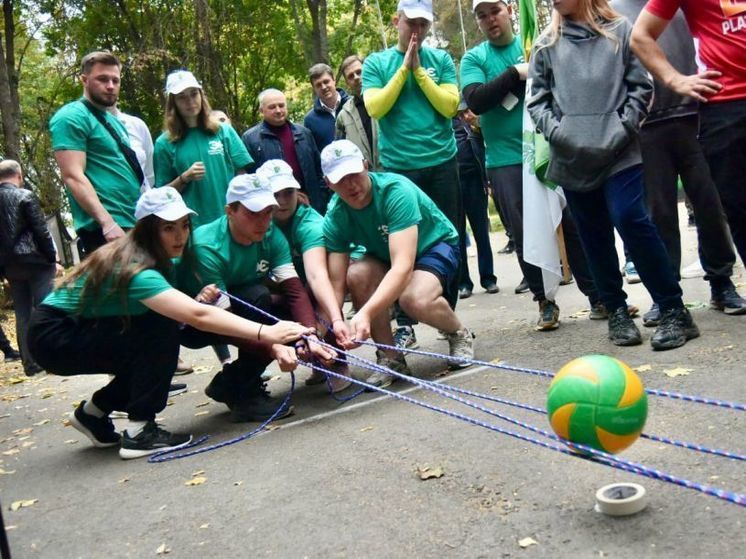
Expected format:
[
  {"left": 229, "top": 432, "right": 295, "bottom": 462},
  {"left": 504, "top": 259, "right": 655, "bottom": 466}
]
[
  {"left": 124, "top": 420, "right": 147, "bottom": 437},
  {"left": 83, "top": 400, "right": 105, "bottom": 418}
]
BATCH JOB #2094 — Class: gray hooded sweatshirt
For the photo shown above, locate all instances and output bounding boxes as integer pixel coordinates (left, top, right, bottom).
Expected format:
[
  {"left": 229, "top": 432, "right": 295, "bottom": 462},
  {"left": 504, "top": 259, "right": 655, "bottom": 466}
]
[{"left": 527, "top": 17, "right": 653, "bottom": 192}]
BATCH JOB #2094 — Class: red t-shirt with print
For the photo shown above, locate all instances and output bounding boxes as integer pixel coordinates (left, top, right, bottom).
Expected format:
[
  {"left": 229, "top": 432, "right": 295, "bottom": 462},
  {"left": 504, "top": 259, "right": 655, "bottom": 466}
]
[{"left": 645, "top": 0, "right": 746, "bottom": 102}]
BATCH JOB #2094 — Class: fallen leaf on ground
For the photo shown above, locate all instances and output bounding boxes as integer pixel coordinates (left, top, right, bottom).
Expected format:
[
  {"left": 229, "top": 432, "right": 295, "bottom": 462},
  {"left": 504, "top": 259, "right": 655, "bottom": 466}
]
[
  {"left": 634, "top": 364, "right": 652, "bottom": 372},
  {"left": 61, "top": 419, "right": 71, "bottom": 427},
  {"left": 185, "top": 476, "right": 207, "bottom": 486},
  {"left": 2, "top": 448, "right": 20, "bottom": 456},
  {"left": 664, "top": 367, "right": 692, "bottom": 378},
  {"left": 64, "top": 439, "right": 79, "bottom": 445},
  {"left": 13, "top": 428, "right": 32, "bottom": 436},
  {"left": 359, "top": 426, "right": 374, "bottom": 432},
  {"left": 416, "top": 466, "right": 444, "bottom": 480},
  {"left": 195, "top": 401, "right": 210, "bottom": 408},
  {"left": 193, "top": 366, "right": 212, "bottom": 374},
  {"left": 194, "top": 411, "right": 209, "bottom": 417},
  {"left": 0, "top": 468, "right": 16, "bottom": 475},
  {"left": 4, "top": 526, "right": 16, "bottom": 531},
  {"left": 10, "top": 499, "right": 38, "bottom": 511},
  {"left": 118, "top": 477, "right": 130, "bottom": 484},
  {"left": 156, "top": 543, "right": 171, "bottom": 555},
  {"left": 234, "top": 481, "right": 243, "bottom": 486},
  {"left": 32, "top": 419, "right": 49, "bottom": 426},
  {"left": 519, "top": 537, "right": 538, "bottom": 548},
  {"left": 192, "top": 470, "right": 205, "bottom": 477},
  {"left": 199, "top": 523, "right": 209, "bottom": 529},
  {"left": 7, "top": 377, "right": 26, "bottom": 385}
]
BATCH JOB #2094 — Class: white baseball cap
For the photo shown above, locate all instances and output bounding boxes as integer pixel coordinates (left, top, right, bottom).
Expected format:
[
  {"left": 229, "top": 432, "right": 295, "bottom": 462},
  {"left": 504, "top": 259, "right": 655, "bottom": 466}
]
[
  {"left": 135, "top": 187, "right": 196, "bottom": 221},
  {"left": 398, "top": 0, "right": 433, "bottom": 21},
  {"left": 165, "top": 70, "right": 202, "bottom": 95},
  {"left": 321, "top": 140, "right": 366, "bottom": 184},
  {"left": 226, "top": 174, "right": 279, "bottom": 212},
  {"left": 472, "top": 0, "right": 500, "bottom": 10},
  {"left": 257, "top": 159, "right": 301, "bottom": 193}
]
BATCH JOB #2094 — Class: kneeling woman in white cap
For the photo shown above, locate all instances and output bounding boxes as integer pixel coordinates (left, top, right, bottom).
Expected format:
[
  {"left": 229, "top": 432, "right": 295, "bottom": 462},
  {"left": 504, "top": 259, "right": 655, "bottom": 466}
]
[{"left": 27, "top": 187, "right": 311, "bottom": 459}]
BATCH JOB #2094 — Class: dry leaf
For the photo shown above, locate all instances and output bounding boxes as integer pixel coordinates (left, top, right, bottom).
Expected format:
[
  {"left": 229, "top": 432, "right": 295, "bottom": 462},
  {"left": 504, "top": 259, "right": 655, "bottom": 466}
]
[
  {"left": 416, "top": 466, "right": 444, "bottom": 480},
  {"left": 195, "top": 401, "right": 210, "bottom": 408},
  {"left": 13, "top": 428, "right": 32, "bottom": 436},
  {"left": 7, "top": 377, "right": 26, "bottom": 385},
  {"left": 156, "top": 543, "right": 171, "bottom": 555},
  {"left": 10, "top": 499, "right": 38, "bottom": 511},
  {"left": 519, "top": 537, "right": 538, "bottom": 548},
  {"left": 199, "top": 523, "right": 209, "bottom": 529},
  {"left": 359, "top": 426, "right": 374, "bottom": 432},
  {"left": 192, "top": 470, "right": 205, "bottom": 477},
  {"left": 61, "top": 419, "right": 71, "bottom": 427},
  {"left": 634, "top": 364, "right": 652, "bottom": 372},
  {"left": 33, "top": 419, "right": 50, "bottom": 426},
  {"left": 118, "top": 477, "right": 130, "bottom": 484},
  {"left": 2, "top": 448, "right": 20, "bottom": 456},
  {"left": 234, "top": 481, "right": 243, "bottom": 486},
  {"left": 194, "top": 411, "right": 209, "bottom": 417},
  {"left": 4, "top": 526, "right": 16, "bottom": 531},
  {"left": 64, "top": 439, "right": 79, "bottom": 445},
  {"left": 185, "top": 476, "right": 207, "bottom": 486},
  {"left": 664, "top": 367, "right": 692, "bottom": 378},
  {"left": 0, "top": 468, "right": 16, "bottom": 475},
  {"left": 193, "top": 366, "right": 212, "bottom": 374}
]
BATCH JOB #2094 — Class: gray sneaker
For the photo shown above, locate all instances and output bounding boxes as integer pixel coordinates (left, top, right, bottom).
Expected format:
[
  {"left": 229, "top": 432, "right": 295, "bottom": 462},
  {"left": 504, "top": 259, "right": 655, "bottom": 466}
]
[
  {"left": 367, "top": 350, "right": 411, "bottom": 389},
  {"left": 445, "top": 328, "right": 475, "bottom": 370}
]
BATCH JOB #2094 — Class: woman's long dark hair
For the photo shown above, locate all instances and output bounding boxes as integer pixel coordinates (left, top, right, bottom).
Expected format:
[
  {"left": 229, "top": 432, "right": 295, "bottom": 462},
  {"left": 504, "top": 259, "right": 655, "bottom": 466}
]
[{"left": 59, "top": 215, "right": 196, "bottom": 319}]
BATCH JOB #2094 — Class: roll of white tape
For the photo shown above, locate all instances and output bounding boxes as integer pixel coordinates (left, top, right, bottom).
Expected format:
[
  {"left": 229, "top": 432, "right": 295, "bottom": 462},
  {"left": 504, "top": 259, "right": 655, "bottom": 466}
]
[{"left": 594, "top": 483, "right": 647, "bottom": 516}]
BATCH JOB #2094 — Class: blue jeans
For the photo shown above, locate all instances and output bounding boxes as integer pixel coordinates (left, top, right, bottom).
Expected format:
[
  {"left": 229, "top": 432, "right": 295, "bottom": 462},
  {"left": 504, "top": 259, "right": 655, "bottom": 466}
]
[
  {"left": 458, "top": 169, "right": 496, "bottom": 290},
  {"left": 564, "top": 165, "right": 683, "bottom": 312}
]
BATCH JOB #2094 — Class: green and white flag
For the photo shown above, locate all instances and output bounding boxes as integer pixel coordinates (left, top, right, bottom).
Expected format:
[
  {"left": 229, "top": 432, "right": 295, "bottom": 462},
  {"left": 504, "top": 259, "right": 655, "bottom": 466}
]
[{"left": 520, "top": 0, "right": 565, "bottom": 300}]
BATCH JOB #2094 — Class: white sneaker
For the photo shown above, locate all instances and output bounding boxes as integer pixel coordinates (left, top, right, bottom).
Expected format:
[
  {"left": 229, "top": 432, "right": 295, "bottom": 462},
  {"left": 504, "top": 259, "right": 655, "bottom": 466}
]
[
  {"left": 681, "top": 259, "right": 705, "bottom": 279},
  {"left": 445, "top": 328, "right": 475, "bottom": 370}
]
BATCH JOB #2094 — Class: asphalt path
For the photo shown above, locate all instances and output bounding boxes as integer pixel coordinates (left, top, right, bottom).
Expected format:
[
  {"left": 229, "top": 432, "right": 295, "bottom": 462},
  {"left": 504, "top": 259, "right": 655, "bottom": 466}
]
[{"left": 1, "top": 206, "right": 744, "bottom": 558}]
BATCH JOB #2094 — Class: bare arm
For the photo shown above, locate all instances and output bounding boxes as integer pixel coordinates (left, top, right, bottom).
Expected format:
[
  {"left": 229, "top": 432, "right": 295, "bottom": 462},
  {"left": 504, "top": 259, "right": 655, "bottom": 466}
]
[
  {"left": 142, "top": 287, "right": 312, "bottom": 344},
  {"left": 54, "top": 149, "right": 124, "bottom": 240},
  {"left": 631, "top": 10, "right": 722, "bottom": 103},
  {"left": 303, "top": 246, "right": 344, "bottom": 323}
]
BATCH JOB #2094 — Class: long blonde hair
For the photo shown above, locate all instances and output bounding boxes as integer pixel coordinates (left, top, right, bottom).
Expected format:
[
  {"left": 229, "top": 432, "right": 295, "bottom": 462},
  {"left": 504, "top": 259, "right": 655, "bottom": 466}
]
[
  {"left": 537, "top": 0, "right": 624, "bottom": 52},
  {"left": 164, "top": 89, "right": 220, "bottom": 142}
]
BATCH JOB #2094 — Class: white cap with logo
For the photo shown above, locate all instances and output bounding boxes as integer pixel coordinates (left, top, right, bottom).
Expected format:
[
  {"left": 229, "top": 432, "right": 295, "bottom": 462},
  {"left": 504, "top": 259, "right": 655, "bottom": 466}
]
[
  {"left": 135, "top": 187, "right": 197, "bottom": 221},
  {"left": 398, "top": 0, "right": 433, "bottom": 21},
  {"left": 165, "top": 70, "right": 202, "bottom": 95},
  {"left": 321, "top": 140, "right": 366, "bottom": 184},
  {"left": 226, "top": 174, "right": 279, "bottom": 212},
  {"left": 472, "top": 0, "right": 500, "bottom": 11},
  {"left": 257, "top": 159, "right": 301, "bottom": 193}
]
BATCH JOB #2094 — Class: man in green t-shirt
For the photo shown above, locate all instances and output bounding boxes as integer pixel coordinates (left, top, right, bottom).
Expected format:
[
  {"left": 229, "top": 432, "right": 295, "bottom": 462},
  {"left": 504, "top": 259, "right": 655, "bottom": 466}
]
[
  {"left": 461, "top": 0, "right": 600, "bottom": 331},
  {"left": 322, "top": 140, "right": 474, "bottom": 388},
  {"left": 49, "top": 51, "right": 142, "bottom": 258},
  {"left": 183, "top": 173, "right": 334, "bottom": 422},
  {"left": 362, "top": 0, "right": 462, "bottom": 351}
]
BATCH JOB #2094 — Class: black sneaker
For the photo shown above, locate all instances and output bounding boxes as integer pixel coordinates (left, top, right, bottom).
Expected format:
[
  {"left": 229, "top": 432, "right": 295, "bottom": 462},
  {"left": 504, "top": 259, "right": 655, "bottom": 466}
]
[
  {"left": 71, "top": 401, "right": 120, "bottom": 448},
  {"left": 168, "top": 383, "right": 188, "bottom": 397},
  {"left": 498, "top": 240, "right": 515, "bottom": 254},
  {"left": 228, "top": 383, "right": 294, "bottom": 423},
  {"left": 3, "top": 347, "right": 21, "bottom": 362},
  {"left": 651, "top": 307, "right": 700, "bottom": 351},
  {"left": 458, "top": 286, "right": 473, "bottom": 299},
  {"left": 514, "top": 278, "right": 530, "bottom": 294},
  {"left": 24, "top": 363, "right": 44, "bottom": 376},
  {"left": 119, "top": 421, "right": 192, "bottom": 460},
  {"left": 642, "top": 303, "right": 661, "bottom": 327},
  {"left": 536, "top": 300, "right": 560, "bottom": 331},
  {"left": 590, "top": 303, "right": 640, "bottom": 321},
  {"left": 710, "top": 285, "right": 746, "bottom": 315},
  {"left": 484, "top": 282, "right": 500, "bottom": 294},
  {"left": 608, "top": 307, "right": 642, "bottom": 346}
]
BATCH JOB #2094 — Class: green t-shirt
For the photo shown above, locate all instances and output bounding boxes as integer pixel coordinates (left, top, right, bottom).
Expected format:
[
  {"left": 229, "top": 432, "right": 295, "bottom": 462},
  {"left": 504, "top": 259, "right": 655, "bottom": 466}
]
[
  {"left": 276, "top": 204, "right": 325, "bottom": 284},
  {"left": 49, "top": 98, "right": 141, "bottom": 231},
  {"left": 460, "top": 37, "right": 525, "bottom": 169},
  {"left": 323, "top": 172, "right": 458, "bottom": 263},
  {"left": 153, "top": 123, "right": 253, "bottom": 228},
  {"left": 190, "top": 215, "right": 293, "bottom": 294},
  {"left": 43, "top": 268, "right": 173, "bottom": 318},
  {"left": 362, "top": 47, "right": 457, "bottom": 171}
]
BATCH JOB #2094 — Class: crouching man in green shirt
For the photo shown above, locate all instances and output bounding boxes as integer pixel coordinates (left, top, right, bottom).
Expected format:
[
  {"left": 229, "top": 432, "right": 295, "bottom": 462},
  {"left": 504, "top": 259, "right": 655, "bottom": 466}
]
[{"left": 322, "top": 140, "right": 474, "bottom": 388}]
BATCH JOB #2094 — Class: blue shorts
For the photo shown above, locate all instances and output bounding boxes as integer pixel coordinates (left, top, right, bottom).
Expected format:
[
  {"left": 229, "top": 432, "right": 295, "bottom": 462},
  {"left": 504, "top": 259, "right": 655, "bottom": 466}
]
[{"left": 415, "top": 242, "right": 461, "bottom": 298}]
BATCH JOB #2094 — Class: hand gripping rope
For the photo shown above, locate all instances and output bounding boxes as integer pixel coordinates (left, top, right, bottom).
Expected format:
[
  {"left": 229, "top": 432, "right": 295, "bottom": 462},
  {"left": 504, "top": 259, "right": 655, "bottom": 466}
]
[{"left": 148, "top": 292, "right": 746, "bottom": 509}]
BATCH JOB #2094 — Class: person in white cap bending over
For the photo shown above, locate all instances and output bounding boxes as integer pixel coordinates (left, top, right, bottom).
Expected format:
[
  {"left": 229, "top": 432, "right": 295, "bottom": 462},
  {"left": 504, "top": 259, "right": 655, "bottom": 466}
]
[
  {"left": 322, "top": 140, "right": 475, "bottom": 388},
  {"left": 27, "top": 187, "right": 310, "bottom": 460},
  {"left": 180, "top": 174, "right": 336, "bottom": 421},
  {"left": 259, "top": 159, "right": 352, "bottom": 393},
  {"left": 154, "top": 69, "right": 253, "bottom": 229}
]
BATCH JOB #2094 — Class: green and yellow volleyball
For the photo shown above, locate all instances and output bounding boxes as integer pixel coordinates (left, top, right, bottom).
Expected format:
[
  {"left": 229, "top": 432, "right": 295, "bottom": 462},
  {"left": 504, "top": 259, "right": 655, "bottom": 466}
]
[{"left": 547, "top": 355, "right": 647, "bottom": 454}]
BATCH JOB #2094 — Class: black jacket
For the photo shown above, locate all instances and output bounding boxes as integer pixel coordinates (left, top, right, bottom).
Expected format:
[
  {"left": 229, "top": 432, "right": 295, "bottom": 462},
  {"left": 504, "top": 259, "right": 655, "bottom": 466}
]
[{"left": 0, "top": 183, "right": 56, "bottom": 268}]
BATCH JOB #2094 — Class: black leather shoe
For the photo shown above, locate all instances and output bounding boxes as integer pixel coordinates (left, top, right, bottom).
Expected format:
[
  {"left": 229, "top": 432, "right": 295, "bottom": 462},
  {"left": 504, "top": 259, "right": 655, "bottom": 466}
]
[
  {"left": 514, "top": 278, "right": 530, "bottom": 294},
  {"left": 608, "top": 307, "right": 642, "bottom": 346},
  {"left": 651, "top": 307, "right": 700, "bottom": 351},
  {"left": 458, "top": 287, "right": 473, "bottom": 299},
  {"left": 498, "top": 240, "right": 515, "bottom": 254},
  {"left": 484, "top": 282, "right": 499, "bottom": 294}
]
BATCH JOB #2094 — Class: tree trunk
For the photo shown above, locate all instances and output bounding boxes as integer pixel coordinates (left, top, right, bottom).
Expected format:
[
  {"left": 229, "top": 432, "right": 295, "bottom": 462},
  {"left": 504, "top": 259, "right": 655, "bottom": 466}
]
[
  {"left": 305, "top": 0, "right": 329, "bottom": 64},
  {"left": 0, "top": 0, "right": 20, "bottom": 161}
]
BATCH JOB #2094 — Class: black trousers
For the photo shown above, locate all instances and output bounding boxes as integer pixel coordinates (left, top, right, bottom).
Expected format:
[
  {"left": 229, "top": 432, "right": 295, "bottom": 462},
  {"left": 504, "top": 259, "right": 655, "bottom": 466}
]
[
  {"left": 487, "top": 165, "right": 599, "bottom": 303},
  {"left": 180, "top": 283, "right": 275, "bottom": 402},
  {"left": 28, "top": 305, "right": 179, "bottom": 421},
  {"left": 640, "top": 115, "right": 736, "bottom": 287},
  {"left": 699, "top": 99, "right": 746, "bottom": 268}
]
